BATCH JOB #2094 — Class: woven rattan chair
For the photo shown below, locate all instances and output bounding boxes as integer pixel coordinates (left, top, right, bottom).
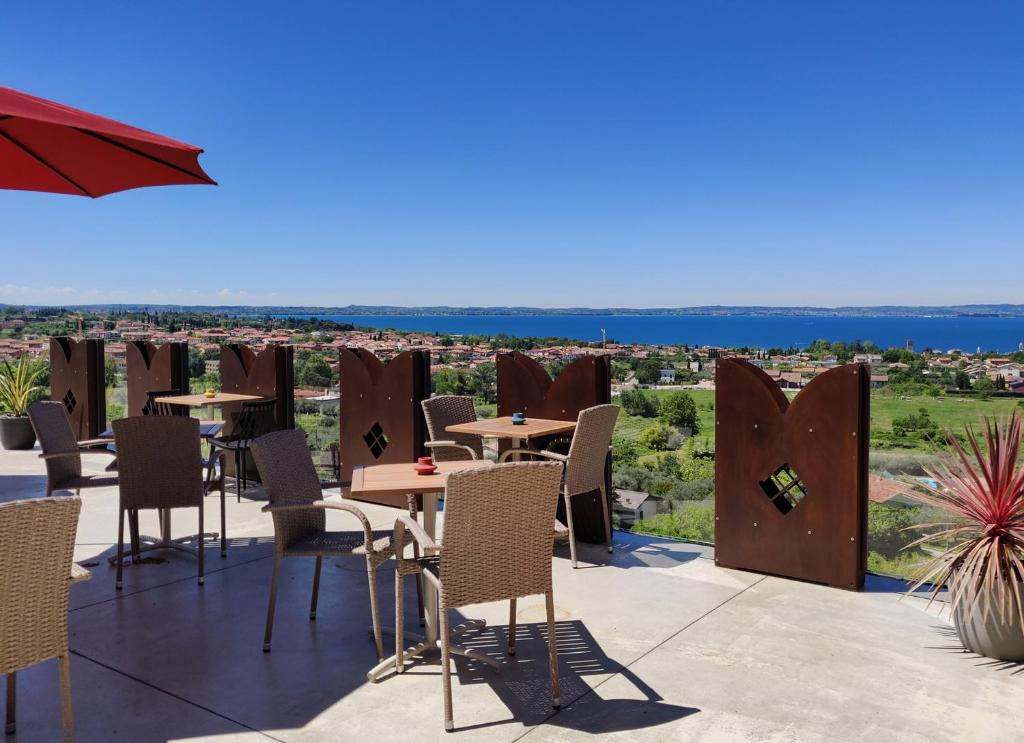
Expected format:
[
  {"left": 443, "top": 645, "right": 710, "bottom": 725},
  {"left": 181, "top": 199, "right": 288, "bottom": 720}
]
[
  {"left": 1, "top": 496, "right": 89, "bottom": 742},
  {"left": 112, "top": 416, "right": 208, "bottom": 589},
  {"left": 210, "top": 398, "right": 277, "bottom": 501},
  {"left": 250, "top": 429, "right": 402, "bottom": 659},
  {"left": 393, "top": 461, "right": 564, "bottom": 731},
  {"left": 421, "top": 395, "right": 484, "bottom": 462},
  {"left": 29, "top": 401, "right": 117, "bottom": 498},
  {"left": 499, "top": 404, "right": 619, "bottom": 568}
]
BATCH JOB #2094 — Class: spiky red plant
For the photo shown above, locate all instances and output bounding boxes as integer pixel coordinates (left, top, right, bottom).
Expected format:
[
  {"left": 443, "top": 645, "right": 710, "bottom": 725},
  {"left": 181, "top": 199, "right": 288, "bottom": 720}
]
[{"left": 906, "top": 413, "right": 1024, "bottom": 631}]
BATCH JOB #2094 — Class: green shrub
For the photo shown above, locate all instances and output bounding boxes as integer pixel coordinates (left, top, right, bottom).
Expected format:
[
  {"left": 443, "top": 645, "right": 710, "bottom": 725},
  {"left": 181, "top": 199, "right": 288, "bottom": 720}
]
[
  {"left": 659, "top": 391, "right": 700, "bottom": 433},
  {"left": 634, "top": 503, "right": 715, "bottom": 543},
  {"left": 866, "top": 502, "right": 921, "bottom": 558},
  {"left": 620, "top": 388, "right": 658, "bottom": 417}
]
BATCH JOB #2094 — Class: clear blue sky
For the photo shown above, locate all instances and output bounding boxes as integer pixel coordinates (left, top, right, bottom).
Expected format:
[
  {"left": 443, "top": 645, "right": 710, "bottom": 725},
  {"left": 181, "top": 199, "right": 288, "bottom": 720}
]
[{"left": 2, "top": 2, "right": 1021, "bottom": 308}]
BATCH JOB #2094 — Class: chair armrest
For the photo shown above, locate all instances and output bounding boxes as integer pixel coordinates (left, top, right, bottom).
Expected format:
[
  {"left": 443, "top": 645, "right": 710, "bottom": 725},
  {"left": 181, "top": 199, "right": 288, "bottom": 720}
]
[
  {"left": 393, "top": 512, "right": 437, "bottom": 554},
  {"left": 39, "top": 449, "right": 113, "bottom": 460},
  {"left": 78, "top": 438, "right": 114, "bottom": 448},
  {"left": 498, "top": 448, "right": 569, "bottom": 464},
  {"left": 424, "top": 440, "right": 479, "bottom": 459},
  {"left": 262, "top": 501, "right": 375, "bottom": 545}
]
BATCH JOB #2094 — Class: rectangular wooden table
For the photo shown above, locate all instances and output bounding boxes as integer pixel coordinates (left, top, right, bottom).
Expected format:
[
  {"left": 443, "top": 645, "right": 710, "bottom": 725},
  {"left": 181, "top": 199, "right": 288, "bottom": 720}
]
[
  {"left": 351, "top": 459, "right": 493, "bottom": 681},
  {"left": 446, "top": 415, "right": 576, "bottom": 447}
]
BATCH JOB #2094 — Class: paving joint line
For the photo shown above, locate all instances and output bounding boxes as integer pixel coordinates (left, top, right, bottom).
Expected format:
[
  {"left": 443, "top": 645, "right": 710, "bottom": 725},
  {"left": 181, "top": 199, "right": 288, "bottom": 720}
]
[
  {"left": 70, "top": 649, "right": 285, "bottom": 742},
  {"left": 512, "top": 575, "right": 768, "bottom": 741},
  {"left": 70, "top": 552, "right": 273, "bottom": 613}
]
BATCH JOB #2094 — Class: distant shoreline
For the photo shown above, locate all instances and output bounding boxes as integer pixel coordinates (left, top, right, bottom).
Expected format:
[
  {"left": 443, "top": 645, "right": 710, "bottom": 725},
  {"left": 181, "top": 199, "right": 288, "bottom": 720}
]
[{"left": 5, "top": 303, "right": 1024, "bottom": 319}]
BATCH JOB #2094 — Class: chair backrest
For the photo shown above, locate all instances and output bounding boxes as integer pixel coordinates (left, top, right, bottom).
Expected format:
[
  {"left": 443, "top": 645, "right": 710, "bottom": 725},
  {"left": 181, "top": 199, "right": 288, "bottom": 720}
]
[
  {"left": 144, "top": 389, "right": 189, "bottom": 417},
  {"left": 564, "top": 404, "right": 620, "bottom": 496},
  {"left": 0, "top": 496, "right": 81, "bottom": 675},
  {"left": 250, "top": 429, "right": 326, "bottom": 548},
  {"left": 233, "top": 398, "right": 278, "bottom": 442},
  {"left": 440, "top": 461, "right": 563, "bottom": 609},
  {"left": 28, "top": 400, "right": 81, "bottom": 487},
  {"left": 421, "top": 395, "right": 483, "bottom": 461},
  {"left": 112, "top": 417, "right": 203, "bottom": 510}
]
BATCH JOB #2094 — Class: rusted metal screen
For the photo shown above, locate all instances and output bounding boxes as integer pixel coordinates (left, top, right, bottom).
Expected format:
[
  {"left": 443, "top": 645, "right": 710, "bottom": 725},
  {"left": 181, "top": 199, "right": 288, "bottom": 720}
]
[
  {"left": 338, "top": 348, "right": 431, "bottom": 508},
  {"left": 125, "top": 341, "right": 189, "bottom": 417},
  {"left": 714, "top": 359, "right": 869, "bottom": 589},
  {"left": 219, "top": 344, "right": 295, "bottom": 435},
  {"left": 497, "top": 352, "right": 612, "bottom": 542},
  {"left": 49, "top": 337, "right": 105, "bottom": 439}
]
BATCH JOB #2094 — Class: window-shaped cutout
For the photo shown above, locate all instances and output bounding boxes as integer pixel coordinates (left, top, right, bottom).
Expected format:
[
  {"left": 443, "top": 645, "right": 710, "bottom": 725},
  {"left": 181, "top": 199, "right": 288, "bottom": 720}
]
[
  {"left": 362, "top": 422, "right": 389, "bottom": 459},
  {"left": 758, "top": 464, "right": 808, "bottom": 514},
  {"left": 62, "top": 389, "right": 77, "bottom": 414}
]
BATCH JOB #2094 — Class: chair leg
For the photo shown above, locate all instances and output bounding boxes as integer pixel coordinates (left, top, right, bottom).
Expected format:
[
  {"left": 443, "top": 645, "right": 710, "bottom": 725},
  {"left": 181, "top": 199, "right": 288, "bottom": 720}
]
[
  {"left": 545, "top": 590, "right": 561, "bottom": 708},
  {"left": 407, "top": 496, "right": 426, "bottom": 627},
  {"left": 440, "top": 599, "right": 454, "bottom": 732},
  {"left": 365, "top": 557, "right": 384, "bottom": 662},
  {"left": 508, "top": 598, "right": 517, "bottom": 656},
  {"left": 599, "top": 483, "right": 613, "bottom": 554},
  {"left": 197, "top": 503, "right": 205, "bottom": 586},
  {"left": 5, "top": 672, "right": 15, "bottom": 735},
  {"left": 263, "top": 556, "right": 282, "bottom": 652},
  {"left": 129, "top": 509, "right": 141, "bottom": 562},
  {"left": 395, "top": 568, "right": 405, "bottom": 674},
  {"left": 235, "top": 450, "right": 243, "bottom": 503},
  {"left": 564, "top": 492, "right": 578, "bottom": 568},
  {"left": 116, "top": 507, "right": 125, "bottom": 590},
  {"left": 310, "top": 556, "right": 322, "bottom": 619},
  {"left": 220, "top": 461, "right": 227, "bottom": 558},
  {"left": 58, "top": 653, "right": 73, "bottom": 742}
]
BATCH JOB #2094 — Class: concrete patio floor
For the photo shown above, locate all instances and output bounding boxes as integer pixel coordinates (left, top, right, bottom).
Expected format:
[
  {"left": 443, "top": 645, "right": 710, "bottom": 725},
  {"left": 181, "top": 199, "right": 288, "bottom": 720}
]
[{"left": 1, "top": 446, "right": 1022, "bottom": 742}]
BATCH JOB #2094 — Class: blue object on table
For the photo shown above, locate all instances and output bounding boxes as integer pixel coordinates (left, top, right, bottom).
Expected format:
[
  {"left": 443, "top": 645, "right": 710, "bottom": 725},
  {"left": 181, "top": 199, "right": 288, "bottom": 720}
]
[{"left": 511, "top": 412, "right": 526, "bottom": 425}]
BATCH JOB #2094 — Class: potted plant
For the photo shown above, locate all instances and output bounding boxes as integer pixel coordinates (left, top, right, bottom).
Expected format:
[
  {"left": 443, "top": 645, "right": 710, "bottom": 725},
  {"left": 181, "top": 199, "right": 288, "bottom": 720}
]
[
  {"left": 0, "top": 353, "right": 43, "bottom": 450},
  {"left": 908, "top": 413, "right": 1024, "bottom": 661}
]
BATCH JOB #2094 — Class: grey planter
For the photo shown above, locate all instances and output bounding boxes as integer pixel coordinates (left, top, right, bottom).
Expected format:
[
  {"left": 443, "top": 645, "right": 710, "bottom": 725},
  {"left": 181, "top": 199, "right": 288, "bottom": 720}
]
[
  {"left": 0, "top": 415, "right": 37, "bottom": 450},
  {"left": 951, "top": 573, "right": 1024, "bottom": 662}
]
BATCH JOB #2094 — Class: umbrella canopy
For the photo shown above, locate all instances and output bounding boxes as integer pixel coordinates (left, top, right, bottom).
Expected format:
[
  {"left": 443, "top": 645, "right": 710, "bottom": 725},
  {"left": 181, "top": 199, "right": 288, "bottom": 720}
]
[{"left": 0, "top": 85, "right": 215, "bottom": 198}]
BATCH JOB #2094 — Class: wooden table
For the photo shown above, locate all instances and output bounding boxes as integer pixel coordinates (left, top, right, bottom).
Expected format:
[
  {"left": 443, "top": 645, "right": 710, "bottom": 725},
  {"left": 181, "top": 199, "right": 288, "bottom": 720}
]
[
  {"left": 352, "top": 460, "right": 493, "bottom": 681},
  {"left": 446, "top": 415, "right": 577, "bottom": 456}
]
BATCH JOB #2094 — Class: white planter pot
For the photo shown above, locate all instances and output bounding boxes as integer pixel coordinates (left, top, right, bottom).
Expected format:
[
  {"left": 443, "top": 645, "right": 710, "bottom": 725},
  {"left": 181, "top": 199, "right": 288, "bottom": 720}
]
[{"left": 951, "top": 572, "right": 1024, "bottom": 662}]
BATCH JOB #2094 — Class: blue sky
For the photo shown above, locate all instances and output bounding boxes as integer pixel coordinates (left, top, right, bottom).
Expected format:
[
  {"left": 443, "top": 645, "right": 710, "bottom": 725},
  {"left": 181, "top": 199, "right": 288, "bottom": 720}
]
[{"left": 2, "top": 2, "right": 1021, "bottom": 308}]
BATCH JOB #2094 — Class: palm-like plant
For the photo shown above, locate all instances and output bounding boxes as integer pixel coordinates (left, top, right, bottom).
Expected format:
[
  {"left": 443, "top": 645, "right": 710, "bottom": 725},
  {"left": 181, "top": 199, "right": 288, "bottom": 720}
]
[
  {"left": 907, "top": 413, "right": 1024, "bottom": 634},
  {"left": 0, "top": 353, "right": 44, "bottom": 417}
]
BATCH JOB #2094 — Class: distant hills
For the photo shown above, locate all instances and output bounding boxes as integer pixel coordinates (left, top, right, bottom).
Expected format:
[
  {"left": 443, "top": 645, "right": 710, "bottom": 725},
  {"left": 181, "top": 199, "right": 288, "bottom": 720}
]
[{"left": 4, "top": 303, "right": 1024, "bottom": 318}]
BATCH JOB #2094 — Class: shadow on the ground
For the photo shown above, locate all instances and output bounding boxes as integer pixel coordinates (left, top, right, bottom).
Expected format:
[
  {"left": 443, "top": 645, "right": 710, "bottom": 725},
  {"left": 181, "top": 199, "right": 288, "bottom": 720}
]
[
  {"left": 928, "top": 625, "right": 1024, "bottom": 675},
  {"left": 0, "top": 473, "right": 49, "bottom": 502},
  {"left": 445, "top": 617, "right": 699, "bottom": 733}
]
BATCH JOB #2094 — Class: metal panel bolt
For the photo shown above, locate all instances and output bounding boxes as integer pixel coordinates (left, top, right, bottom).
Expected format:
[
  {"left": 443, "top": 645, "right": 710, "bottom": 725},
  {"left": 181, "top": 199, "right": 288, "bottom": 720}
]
[
  {"left": 808, "top": 428, "right": 813, "bottom": 433},
  {"left": 753, "top": 423, "right": 758, "bottom": 429},
  {"left": 807, "top": 530, "right": 812, "bottom": 535},
  {"left": 753, "top": 522, "right": 758, "bottom": 527}
]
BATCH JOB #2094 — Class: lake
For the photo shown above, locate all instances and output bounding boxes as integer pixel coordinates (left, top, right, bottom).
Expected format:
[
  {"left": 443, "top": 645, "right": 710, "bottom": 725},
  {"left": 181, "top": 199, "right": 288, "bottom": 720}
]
[{"left": 273, "top": 313, "right": 1024, "bottom": 352}]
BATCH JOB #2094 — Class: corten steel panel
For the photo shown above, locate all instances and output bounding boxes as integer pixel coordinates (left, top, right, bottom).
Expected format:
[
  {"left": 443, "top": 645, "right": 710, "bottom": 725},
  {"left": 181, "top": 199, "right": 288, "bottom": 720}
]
[
  {"left": 714, "top": 360, "right": 869, "bottom": 590},
  {"left": 125, "top": 341, "right": 189, "bottom": 417},
  {"left": 338, "top": 348, "right": 431, "bottom": 509},
  {"left": 49, "top": 337, "right": 105, "bottom": 440},
  {"left": 496, "top": 352, "right": 612, "bottom": 543},
  {"left": 219, "top": 344, "right": 295, "bottom": 434},
  {"left": 219, "top": 344, "right": 295, "bottom": 480}
]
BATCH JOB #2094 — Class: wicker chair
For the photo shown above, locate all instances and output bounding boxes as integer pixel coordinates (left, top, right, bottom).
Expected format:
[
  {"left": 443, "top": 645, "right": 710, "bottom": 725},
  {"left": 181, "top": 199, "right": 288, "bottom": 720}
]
[
  {"left": 499, "top": 404, "right": 619, "bottom": 568},
  {"left": 421, "top": 395, "right": 484, "bottom": 462},
  {"left": 209, "top": 398, "right": 277, "bottom": 501},
  {"left": 29, "top": 401, "right": 117, "bottom": 498},
  {"left": 393, "top": 461, "right": 564, "bottom": 731},
  {"left": 1, "top": 496, "right": 90, "bottom": 742},
  {"left": 250, "top": 429, "right": 402, "bottom": 659},
  {"left": 112, "top": 416, "right": 208, "bottom": 589}
]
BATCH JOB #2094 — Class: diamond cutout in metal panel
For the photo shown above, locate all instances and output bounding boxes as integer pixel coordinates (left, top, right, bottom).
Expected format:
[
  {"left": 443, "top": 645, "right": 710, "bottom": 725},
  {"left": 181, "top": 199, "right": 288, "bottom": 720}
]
[
  {"left": 62, "top": 389, "right": 77, "bottom": 414},
  {"left": 362, "top": 422, "right": 389, "bottom": 459},
  {"left": 758, "top": 464, "right": 807, "bottom": 515}
]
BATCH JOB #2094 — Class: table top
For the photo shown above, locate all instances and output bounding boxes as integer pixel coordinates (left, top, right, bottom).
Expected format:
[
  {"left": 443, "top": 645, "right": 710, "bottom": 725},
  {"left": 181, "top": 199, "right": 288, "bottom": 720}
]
[
  {"left": 350, "top": 460, "right": 493, "bottom": 499},
  {"left": 446, "top": 416, "right": 577, "bottom": 440},
  {"left": 155, "top": 392, "right": 262, "bottom": 407}
]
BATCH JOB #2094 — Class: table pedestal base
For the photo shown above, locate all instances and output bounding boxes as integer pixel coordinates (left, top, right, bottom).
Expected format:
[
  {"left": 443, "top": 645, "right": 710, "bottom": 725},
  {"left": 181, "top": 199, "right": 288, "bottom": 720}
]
[{"left": 366, "top": 618, "right": 497, "bottom": 682}]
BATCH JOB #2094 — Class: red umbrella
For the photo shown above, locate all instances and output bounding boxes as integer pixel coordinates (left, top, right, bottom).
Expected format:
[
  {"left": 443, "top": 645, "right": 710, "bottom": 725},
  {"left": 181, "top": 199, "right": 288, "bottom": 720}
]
[{"left": 0, "top": 85, "right": 215, "bottom": 198}]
